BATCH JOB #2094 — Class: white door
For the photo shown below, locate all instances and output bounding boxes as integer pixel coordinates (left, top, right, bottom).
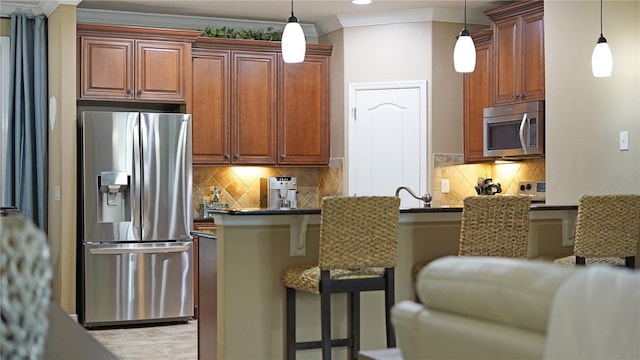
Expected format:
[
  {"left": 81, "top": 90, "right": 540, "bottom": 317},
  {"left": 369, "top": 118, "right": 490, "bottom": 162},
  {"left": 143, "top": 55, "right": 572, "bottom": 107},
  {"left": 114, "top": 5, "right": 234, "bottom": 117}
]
[{"left": 348, "top": 81, "right": 427, "bottom": 208}]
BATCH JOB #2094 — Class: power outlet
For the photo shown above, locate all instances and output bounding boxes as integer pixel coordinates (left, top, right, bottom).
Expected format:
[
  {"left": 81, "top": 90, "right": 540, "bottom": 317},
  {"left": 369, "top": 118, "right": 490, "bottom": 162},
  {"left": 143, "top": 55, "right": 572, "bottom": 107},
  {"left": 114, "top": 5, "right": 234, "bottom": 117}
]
[
  {"left": 619, "top": 131, "right": 629, "bottom": 151},
  {"left": 441, "top": 179, "right": 450, "bottom": 194}
]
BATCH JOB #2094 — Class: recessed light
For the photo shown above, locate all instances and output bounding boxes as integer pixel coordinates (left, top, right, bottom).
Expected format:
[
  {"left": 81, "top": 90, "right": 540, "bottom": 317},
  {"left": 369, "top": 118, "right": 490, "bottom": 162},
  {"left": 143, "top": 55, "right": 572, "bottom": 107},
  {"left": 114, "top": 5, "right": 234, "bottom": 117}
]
[{"left": 352, "top": 0, "right": 372, "bottom": 5}]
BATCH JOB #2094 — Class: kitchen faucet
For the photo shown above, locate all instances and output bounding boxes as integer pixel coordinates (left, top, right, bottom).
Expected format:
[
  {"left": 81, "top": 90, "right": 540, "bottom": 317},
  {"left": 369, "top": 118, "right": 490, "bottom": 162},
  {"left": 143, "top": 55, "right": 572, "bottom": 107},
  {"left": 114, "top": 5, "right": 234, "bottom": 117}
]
[{"left": 395, "top": 186, "right": 432, "bottom": 208}]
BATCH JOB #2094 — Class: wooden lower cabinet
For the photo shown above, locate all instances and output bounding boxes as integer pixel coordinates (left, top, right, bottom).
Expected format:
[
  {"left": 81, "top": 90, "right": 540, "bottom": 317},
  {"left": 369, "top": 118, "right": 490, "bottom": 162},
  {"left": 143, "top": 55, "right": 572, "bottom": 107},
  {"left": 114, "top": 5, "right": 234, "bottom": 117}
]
[
  {"left": 196, "top": 232, "right": 217, "bottom": 359},
  {"left": 192, "top": 221, "right": 216, "bottom": 320}
]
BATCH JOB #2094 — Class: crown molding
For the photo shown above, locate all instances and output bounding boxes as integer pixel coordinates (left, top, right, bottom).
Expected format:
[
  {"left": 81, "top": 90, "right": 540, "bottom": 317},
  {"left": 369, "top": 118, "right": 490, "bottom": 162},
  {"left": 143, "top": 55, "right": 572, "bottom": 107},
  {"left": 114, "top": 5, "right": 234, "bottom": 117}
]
[
  {"left": 1, "top": 0, "right": 81, "bottom": 17},
  {"left": 76, "top": 8, "right": 320, "bottom": 38},
  {"left": 4, "top": 3, "right": 489, "bottom": 37},
  {"left": 324, "top": 7, "right": 489, "bottom": 34}
]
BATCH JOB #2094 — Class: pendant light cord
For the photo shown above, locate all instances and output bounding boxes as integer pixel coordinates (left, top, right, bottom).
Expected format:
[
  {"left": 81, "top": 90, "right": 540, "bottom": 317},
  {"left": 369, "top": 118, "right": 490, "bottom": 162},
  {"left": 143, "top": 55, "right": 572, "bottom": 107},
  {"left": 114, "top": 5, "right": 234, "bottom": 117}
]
[
  {"left": 463, "top": 0, "right": 468, "bottom": 30},
  {"left": 599, "top": 0, "right": 603, "bottom": 37},
  {"left": 291, "top": 0, "right": 294, "bottom": 17}
]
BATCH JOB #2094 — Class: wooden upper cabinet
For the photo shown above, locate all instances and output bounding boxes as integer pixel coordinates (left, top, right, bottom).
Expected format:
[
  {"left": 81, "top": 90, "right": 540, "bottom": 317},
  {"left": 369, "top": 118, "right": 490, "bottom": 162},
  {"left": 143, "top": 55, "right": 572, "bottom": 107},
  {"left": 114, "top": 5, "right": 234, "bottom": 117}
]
[
  {"left": 80, "top": 37, "right": 134, "bottom": 100},
  {"left": 487, "top": 0, "right": 544, "bottom": 105},
  {"left": 190, "top": 38, "right": 332, "bottom": 166},
  {"left": 464, "top": 29, "right": 495, "bottom": 163},
  {"left": 135, "top": 40, "right": 189, "bottom": 102},
  {"left": 77, "top": 24, "right": 200, "bottom": 103},
  {"left": 278, "top": 54, "right": 330, "bottom": 165},
  {"left": 192, "top": 51, "right": 231, "bottom": 164},
  {"left": 231, "top": 52, "right": 278, "bottom": 165}
]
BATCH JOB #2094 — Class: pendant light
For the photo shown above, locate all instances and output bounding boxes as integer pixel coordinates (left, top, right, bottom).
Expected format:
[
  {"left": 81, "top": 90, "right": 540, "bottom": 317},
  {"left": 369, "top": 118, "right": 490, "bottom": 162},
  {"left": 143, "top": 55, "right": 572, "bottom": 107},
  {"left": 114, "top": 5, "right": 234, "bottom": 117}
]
[
  {"left": 281, "top": 0, "right": 306, "bottom": 63},
  {"left": 591, "top": 0, "right": 612, "bottom": 77},
  {"left": 453, "top": 0, "right": 476, "bottom": 73}
]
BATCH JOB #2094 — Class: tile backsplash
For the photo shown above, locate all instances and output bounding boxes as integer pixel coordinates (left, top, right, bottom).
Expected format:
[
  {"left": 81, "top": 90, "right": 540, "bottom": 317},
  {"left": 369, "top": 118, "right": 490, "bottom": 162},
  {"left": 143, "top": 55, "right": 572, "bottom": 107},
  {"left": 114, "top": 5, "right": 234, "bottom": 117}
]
[
  {"left": 192, "top": 158, "right": 344, "bottom": 217},
  {"left": 192, "top": 155, "right": 545, "bottom": 215},
  {"left": 432, "top": 154, "right": 546, "bottom": 207}
]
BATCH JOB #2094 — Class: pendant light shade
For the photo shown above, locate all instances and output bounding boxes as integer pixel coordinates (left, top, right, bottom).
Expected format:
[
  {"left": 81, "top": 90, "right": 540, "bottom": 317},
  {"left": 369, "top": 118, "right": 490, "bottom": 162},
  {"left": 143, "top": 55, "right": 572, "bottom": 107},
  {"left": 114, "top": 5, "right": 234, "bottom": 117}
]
[
  {"left": 282, "top": 0, "right": 306, "bottom": 63},
  {"left": 454, "top": 0, "right": 476, "bottom": 73},
  {"left": 591, "top": 0, "right": 612, "bottom": 77}
]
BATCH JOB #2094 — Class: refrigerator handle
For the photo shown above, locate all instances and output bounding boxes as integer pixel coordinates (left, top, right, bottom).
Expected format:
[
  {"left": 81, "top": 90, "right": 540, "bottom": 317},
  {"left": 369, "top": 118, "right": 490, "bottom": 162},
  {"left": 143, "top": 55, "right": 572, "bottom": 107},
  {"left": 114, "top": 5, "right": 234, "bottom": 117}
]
[
  {"left": 89, "top": 244, "right": 191, "bottom": 255},
  {"left": 133, "top": 117, "right": 142, "bottom": 232}
]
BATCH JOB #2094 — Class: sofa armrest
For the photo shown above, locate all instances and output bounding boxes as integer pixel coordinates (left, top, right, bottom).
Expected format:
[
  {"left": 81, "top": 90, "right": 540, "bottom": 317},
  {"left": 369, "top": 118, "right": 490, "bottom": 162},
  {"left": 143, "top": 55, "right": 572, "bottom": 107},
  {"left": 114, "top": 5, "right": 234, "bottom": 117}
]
[
  {"left": 392, "top": 300, "right": 546, "bottom": 360},
  {"left": 416, "top": 256, "right": 576, "bottom": 334}
]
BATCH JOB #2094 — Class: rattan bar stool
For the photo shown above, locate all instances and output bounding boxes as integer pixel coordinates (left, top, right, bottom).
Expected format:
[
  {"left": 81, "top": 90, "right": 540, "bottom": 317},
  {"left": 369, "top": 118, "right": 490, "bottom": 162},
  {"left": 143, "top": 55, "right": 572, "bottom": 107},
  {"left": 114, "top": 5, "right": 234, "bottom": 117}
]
[
  {"left": 412, "top": 195, "right": 531, "bottom": 280},
  {"left": 282, "top": 196, "right": 401, "bottom": 360},
  {"left": 554, "top": 194, "right": 640, "bottom": 268}
]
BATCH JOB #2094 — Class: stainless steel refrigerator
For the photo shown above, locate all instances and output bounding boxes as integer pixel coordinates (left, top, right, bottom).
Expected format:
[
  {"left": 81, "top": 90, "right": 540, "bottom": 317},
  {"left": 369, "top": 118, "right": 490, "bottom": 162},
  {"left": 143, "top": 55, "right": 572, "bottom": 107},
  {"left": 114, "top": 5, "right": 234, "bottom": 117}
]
[{"left": 77, "top": 111, "right": 193, "bottom": 328}]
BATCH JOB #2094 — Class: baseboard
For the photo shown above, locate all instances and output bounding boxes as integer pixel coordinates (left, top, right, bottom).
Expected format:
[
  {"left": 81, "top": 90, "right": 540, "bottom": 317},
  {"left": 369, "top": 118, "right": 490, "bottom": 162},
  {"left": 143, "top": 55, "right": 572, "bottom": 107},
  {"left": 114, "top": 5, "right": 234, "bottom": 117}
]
[{"left": 68, "top": 313, "right": 78, "bottom": 323}]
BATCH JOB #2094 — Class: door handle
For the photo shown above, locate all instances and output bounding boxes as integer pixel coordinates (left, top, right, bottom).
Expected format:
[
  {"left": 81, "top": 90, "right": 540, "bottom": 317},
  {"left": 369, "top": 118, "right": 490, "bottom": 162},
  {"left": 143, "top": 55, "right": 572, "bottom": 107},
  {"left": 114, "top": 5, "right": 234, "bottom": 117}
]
[
  {"left": 89, "top": 244, "right": 190, "bottom": 255},
  {"left": 519, "top": 113, "right": 528, "bottom": 153}
]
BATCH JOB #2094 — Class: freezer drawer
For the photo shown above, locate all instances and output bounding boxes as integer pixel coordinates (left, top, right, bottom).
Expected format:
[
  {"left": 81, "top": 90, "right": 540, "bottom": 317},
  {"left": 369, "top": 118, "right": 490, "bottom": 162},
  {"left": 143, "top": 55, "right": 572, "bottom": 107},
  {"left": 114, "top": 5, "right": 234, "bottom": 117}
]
[{"left": 82, "top": 242, "right": 193, "bottom": 327}]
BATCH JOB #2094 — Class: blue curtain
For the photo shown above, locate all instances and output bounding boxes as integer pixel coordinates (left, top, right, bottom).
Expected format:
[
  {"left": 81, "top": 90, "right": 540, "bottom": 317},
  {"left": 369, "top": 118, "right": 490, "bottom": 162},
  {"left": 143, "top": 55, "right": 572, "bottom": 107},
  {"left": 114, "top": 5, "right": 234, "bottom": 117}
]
[{"left": 4, "top": 14, "right": 48, "bottom": 232}]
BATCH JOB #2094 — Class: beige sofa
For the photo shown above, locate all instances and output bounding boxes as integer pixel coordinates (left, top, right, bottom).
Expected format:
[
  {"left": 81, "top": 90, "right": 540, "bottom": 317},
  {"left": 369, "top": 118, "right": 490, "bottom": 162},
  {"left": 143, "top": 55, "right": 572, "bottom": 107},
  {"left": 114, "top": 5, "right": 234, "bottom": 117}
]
[{"left": 392, "top": 256, "right": 640, "bottom": 360}]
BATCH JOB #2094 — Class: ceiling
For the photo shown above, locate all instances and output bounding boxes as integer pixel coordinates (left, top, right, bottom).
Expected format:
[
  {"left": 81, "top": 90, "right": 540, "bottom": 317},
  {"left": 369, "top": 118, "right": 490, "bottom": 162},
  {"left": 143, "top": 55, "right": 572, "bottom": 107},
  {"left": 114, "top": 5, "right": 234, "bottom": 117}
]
[
  {"left": 2, "top": 0, "right": 514, "bottom": 30},
  {"left": 74, "top": 0, "right": 511, "bottom": 25}
]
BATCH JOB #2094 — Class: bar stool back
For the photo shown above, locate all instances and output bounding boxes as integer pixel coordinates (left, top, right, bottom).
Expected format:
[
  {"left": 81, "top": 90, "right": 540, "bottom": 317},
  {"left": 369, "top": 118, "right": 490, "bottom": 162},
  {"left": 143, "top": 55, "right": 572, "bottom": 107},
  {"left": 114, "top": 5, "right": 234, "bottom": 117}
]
[
  {"left": 554, "top": 194, "right": 640, "bottom": 268},
  {"left": 412, "top": 195, "right": 531, "bottom": 279},
  {"left": 282, "top": 196, "right": 401, "bottom": 360}
]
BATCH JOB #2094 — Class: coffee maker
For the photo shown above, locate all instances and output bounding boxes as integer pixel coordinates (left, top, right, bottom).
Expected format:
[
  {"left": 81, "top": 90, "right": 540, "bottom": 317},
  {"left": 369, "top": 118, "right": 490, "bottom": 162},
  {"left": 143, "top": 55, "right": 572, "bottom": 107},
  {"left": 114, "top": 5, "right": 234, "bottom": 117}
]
[
  {"left": 475, "top": 177, "right": 502, "bottom": 196},
  {"left": 260, "top": 177, "right": 298, "bottom": 210}
]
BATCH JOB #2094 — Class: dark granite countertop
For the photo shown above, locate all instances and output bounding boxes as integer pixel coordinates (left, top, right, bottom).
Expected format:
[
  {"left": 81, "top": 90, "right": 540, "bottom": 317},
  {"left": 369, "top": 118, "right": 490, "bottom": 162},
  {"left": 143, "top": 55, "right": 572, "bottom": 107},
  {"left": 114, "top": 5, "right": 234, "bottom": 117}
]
[
  {"left": 193, "top": 204, "right": 577, "bottom": 220},
  {"left": 190, "top": 230, "right": 217, "bottom": 239}
]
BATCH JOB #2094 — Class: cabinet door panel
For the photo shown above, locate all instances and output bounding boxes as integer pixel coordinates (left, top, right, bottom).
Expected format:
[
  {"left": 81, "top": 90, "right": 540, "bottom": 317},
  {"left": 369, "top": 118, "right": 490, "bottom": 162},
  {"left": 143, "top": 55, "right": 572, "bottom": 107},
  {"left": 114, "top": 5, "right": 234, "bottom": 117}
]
[
  {"left": 521, "top": 11, "right": 545, "bottom": 101},
  {"left": 192, "top": 53, "right": 231, "bottom": 164},
  {"left": 278, "top": 55, "right": 329, "bottom": 165},
  {"left": 136, "top": 41, "right": 188, "bottom": 101},
  {"left": 231, "top": 52, "right": 277, "bottom": 164},
  {"left": 493, "top": 18, "right": 519, "bottom": 105},
  {"left": 80, "top": 38, "right": 134, "bottom": 100},
  {"left": 464, "top": 36, "right": 494, "bottom": 163}
]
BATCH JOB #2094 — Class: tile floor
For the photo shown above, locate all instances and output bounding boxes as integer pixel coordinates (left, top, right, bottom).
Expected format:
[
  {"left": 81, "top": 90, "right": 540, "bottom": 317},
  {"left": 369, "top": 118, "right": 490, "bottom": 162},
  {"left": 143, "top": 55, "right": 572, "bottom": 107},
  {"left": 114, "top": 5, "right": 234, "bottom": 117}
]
[{"left": 88, "top": 320, "right": 198, "bottom": 360}]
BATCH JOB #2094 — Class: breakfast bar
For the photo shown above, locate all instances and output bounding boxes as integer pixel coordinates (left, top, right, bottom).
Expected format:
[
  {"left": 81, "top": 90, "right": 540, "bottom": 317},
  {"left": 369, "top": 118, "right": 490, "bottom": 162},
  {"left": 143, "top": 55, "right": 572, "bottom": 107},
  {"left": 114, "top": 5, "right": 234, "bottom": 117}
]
[{"left": 195, "top": 205, "right": 578, "bottom": 359}]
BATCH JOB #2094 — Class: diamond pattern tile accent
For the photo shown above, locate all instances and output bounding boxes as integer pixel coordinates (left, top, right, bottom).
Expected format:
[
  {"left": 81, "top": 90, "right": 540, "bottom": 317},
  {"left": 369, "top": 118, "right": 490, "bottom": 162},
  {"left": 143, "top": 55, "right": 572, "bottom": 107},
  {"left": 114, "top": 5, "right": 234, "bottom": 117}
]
[
  {"left": 432, "top": 154, "right": 546, "bottom": 207},
  {"left": 192, "top": 164, "right": 338, "bottom": 215},
  {"left": 192, "top": 155, "right": 544, "bottom": 215}
]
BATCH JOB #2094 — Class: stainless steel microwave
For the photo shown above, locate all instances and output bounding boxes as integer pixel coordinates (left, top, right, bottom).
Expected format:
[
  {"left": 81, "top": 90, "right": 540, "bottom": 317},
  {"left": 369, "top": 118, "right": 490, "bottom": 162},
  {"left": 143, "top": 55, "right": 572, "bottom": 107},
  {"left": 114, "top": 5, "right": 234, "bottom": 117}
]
[{"left": 483, "top": 100, "right": 544, "bottom": 158}]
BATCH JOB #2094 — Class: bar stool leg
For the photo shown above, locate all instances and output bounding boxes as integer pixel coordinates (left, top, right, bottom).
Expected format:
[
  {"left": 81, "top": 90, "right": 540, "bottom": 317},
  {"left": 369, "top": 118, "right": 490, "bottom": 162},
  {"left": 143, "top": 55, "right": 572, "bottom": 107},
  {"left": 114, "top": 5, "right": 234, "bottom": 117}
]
[
  {"left": 286, "top": 287, "right": 296, "bottom": 360},
  {"left": 385, "top": 269, "right": 396, "bottom": 348},
  {"left": 350, "top": 291, "right": 361, "bottom": 360},
  {"left": 320, "top": 289, "right": 332, "bottom": 360}
]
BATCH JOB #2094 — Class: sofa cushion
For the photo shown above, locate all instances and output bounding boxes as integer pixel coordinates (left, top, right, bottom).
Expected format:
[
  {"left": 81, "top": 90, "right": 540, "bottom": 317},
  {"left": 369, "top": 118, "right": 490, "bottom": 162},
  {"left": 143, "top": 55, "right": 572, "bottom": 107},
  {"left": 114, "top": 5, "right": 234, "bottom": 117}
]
[
  {"left": 416, "top": 256, "right": 576, "bottom": 334},
  {"left": 392, "top": 301, "right": 545, "bottom": 359}
]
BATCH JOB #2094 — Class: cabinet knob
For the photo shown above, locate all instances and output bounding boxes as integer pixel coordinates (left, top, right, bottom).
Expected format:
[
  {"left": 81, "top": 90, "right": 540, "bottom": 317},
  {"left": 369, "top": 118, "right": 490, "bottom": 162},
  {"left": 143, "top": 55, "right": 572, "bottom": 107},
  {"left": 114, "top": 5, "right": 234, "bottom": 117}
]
[
  {"left": 224, "top": 154, "right": 230, "bottom": 160},
  {"left": 233, "top": 154, "right": 239, "bottom": 160},
  {"left": 137, "top": 90, "right": 143, "bottom": 96},
  {"left": 280, "top": 154, "right": 286, "bottom": 160},
  {"left": 126, "top": 89, "right": 133, "bottom": 96},
  {"left": 511, "top": 94, "right": 518, "bottom": 99}
]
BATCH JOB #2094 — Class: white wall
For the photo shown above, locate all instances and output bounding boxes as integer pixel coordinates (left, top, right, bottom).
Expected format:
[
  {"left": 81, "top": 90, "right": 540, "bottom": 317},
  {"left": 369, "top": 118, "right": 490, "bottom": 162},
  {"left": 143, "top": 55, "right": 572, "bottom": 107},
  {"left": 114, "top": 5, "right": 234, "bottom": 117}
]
[
  {"left": 545, "top": 1, "right": 640, "bottom": 204},
  {"left": 340, "top": 21, "right": 465, "bottom": 195}
]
